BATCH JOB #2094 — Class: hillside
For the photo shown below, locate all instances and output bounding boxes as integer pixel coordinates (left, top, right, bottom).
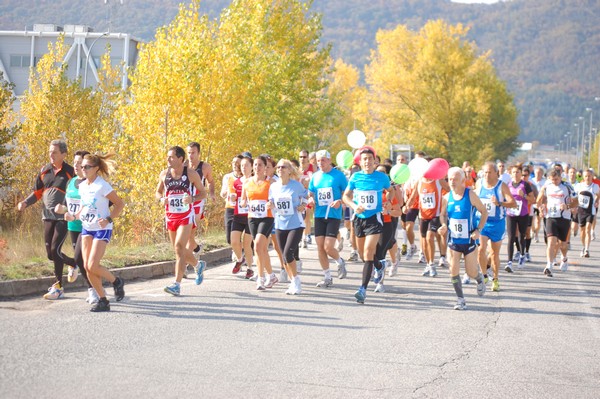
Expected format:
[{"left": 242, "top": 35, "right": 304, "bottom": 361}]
[{"left": 1, "top": 0, "right": 598, "bottom": 146}]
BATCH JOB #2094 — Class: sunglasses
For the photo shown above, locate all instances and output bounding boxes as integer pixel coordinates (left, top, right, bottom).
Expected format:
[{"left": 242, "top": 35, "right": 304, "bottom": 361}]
[{"left": 82, "top": 165, "right": 96, "bottom": 170}]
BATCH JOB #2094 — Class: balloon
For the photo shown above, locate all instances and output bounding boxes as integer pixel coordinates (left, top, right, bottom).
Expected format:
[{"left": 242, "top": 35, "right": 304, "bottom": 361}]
[
  {"left": 336, "top": 150, "right": 354, "bottom": 169},
  {"left": 423, "top": 158, "right": 450, "bottom": 180},
  {"left": 347, "top": 129, "right": 366, "bottom": 149},
  {"left": 408, "top": 157, "right": 429, "bottom": 180},
  {"left": 390, "top": 163, "right": 411, "bottom": 184},
  {"left": 353, "top": 145, "right": 376, "bottom": 165}
]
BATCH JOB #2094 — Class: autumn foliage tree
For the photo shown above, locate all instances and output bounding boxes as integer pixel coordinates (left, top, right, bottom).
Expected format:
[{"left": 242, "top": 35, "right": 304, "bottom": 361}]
[{"left": 366, "top": 20, "right": 519, "bottom": 166}]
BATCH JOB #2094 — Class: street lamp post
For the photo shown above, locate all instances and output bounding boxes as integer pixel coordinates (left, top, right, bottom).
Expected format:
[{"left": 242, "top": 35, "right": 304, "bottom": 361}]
[
  {"left": 580, "top": 116, "right": 586, "bottom": 169},
  {"left": 574, "top": 123, "right": 579, "bottom": 167},
  {"left": 83, "top": 32, "right": 110, "bottom": 88}
]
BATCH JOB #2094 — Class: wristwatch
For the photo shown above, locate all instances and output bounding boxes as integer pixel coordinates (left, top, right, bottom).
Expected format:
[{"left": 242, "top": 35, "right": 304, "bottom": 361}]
[{"left": 106, "top": 216, "right": 113, "bottom": 224}]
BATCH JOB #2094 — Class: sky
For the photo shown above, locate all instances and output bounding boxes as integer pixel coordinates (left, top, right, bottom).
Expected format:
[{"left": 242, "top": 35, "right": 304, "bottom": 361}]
[{"left": 451, "top": 0, "right": 501, "bottom": 3}]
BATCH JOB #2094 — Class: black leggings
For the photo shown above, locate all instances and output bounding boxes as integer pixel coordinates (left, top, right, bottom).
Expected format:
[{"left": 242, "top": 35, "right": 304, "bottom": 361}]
[
  {"left": 275, "top": 228, "right": 304, "bottom": 264},
  {"left": 506, "top": 215, "right": 528, "bottom": 261},
  {"left": 375, "top": 221, "right": 396, "bottom": 261},
  {"left": 224, "top": 208, "right": 234, "bottom": 244},
  {"left": 69, "top": 231, "right": 92, "bottom": 288},
  {"left": 44, "top": 220, "right": 75, "bottom": 285}
]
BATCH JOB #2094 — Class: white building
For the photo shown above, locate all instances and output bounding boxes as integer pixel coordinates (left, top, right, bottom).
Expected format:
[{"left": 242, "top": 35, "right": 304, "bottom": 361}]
[{"left": 0, "top": 24, "right": 141, "bottom": 100}]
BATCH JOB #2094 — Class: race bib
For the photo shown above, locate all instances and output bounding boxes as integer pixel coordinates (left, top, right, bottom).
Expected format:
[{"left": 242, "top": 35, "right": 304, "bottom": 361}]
[
  {"left": 547, "top": 198, "right": 562, "bottom": 218},
  {"left": 355, "top": 190, "right": 378, "bottom": 211},
  {"left": 507, "top": 200, "right": 523, "bottom": 217},
  {"left": 449, "top": 218, "right": 469, "bottom": 239},
  {"left": 80, "top": 208, "right": 101, "bottom": 230},
  {"left": 578, "top": 194, "right": 590, "bottom": 209},
  {"left": 275, "top": 196, "right": 293, "bottom": 216},
  {"left": 480, "top": 198, "right": 496, "bottom": 217},
  {"left": 167, "top": 194, "right": 190, "bottom": 214},
  {"left": 67, "top": 198, "right": 81, "bottom": 215},
  {"left": 421, "top": 192, "right": 436, "bottom": 209},
  {"left": 317, "top": 187, "right": 334, "bottom": 207},
  {"left": 249, "top": 200, "right": 267, "bottom": 218}
]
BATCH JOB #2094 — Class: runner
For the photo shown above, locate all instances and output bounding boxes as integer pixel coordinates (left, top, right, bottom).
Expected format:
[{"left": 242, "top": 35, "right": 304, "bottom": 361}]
[
  {"left": 497, "top": 161, "right": 511, "bottom": 185},
  {"left": 531, "top": 167, "right": 547, "bottom": 242},
  {"left": 537, "top": 169, "right": 578, "bottom": 276},
  {"left": 505, "top": 165, "right": 535, "bottom": 272},
  {"left": 17, "top": 139, "right": 76, "bottom": 300},
  {"left": 268, "top": 159, "right": 308, "bottom": 294},
  {"left": 156, "top": 146, "right": 207, "bottom": 296},
  {"left": 70, "top": 153, "right": 125, "bottom": 312},
  {"left": 472, "top": 162, "right": 516, "bottom": 292},
  {"left": 230, "top": 155, "right": 255, "bottom": 277},
  {"left": 574, "top": 169, "right": 599, "bottom": 257},
  {"left": 53, "top": 150, "right": 97, "bottom": 303},
  {"left": 264, "top": 155, "right": 287, "bottom": 281},
  {"left": 298, "top": 149, "right": 314, "bottom": 248},
  {"left": 438, "top": 167, "right": 488, "bottom": 310},
  {"left": 521, "top": 166, "right": 537, "bottom": 262},
  {"left": 402, "top": 179, "right": 420, "bottom": 261},
  {"left": 220, "top": 155, "right": 242, "bottom": 252},
  {"left": 308, "top": 150, "right": 348, "bottom": 288},
  {"left": 240, "top": 155, "right": 277, "bottom": 290},
  {"left": 343, "top": 147, "right": 392, "bottom": 304}
]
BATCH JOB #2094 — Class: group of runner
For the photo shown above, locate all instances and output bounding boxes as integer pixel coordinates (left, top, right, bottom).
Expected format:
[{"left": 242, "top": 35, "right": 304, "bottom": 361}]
[{"left": 20, "top": 140, "right": 599, "bottom": 312}]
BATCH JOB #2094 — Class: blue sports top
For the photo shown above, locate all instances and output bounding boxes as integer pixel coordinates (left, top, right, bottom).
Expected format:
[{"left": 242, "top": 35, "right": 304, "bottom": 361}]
[
  {"left": 475, "top": 181, "right": 505, "bottom": 222},
  {"left": 309, "top": 168, "right": 348, "bottom": 219},
  {"left": 347, "top": 170, "right": 391, "bottom": 219},
  {"left": 447, "top": 188, "right": 477, "bottom": 246}
]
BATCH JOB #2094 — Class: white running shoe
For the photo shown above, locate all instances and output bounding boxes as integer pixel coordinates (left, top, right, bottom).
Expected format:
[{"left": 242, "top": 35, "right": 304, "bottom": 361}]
[
  {"left": 560, "top": 258, "right": 568, "bottom": 272},
  {"left": 279, "top": 269, "right": 289, "bottom": 283},
  {"left": 316, "top": 277, "right": 333, "bottom": 288},
  {"left": 374, "top": 283, "right": 385, "bottom": 293},
  {"left": 462, "top": 273, "right": 471, "bottom": 284},
  {"left": 454, "top": 297, "right": 467, "bottom": 310},
  {"left": 296, "top": 260, "right": 303, "bottom": 274},
  {"left": 418, "top": 251, "right": 426, "bottom": 264},
  {"left": 337, "top": 237, "right": 344, "bottom": 252},
  {"left": 67, "top": 266, "right": 79, "bottom": 283},
  {"left": 86, "top": 287, "right": 100, "bottom": 304},
  {"left": 438, "top": 256, "right": 448, "bottom": 268},
  {"left": 388, "top": 261, "right": 399, "bottom": 277},
  {"left": 477, "top": 279, "right": 486, "bottom": 297},
  {"left": 421, "top": 265, "right": 431, "bottom": 276}
]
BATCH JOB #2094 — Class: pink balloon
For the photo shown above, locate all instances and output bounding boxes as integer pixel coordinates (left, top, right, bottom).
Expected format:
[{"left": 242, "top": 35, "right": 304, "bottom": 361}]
[{"left": 423, "top": 158, "right": 450, "bottom": 180}]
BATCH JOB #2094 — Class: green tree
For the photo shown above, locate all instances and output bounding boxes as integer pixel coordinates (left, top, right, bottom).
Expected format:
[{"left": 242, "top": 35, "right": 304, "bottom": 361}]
[
  {"left": 366, "top": 20, "right": 519, "bottom": 166},
  {"left": 0, "top": 71, "right": 19, "bottom": 185}
]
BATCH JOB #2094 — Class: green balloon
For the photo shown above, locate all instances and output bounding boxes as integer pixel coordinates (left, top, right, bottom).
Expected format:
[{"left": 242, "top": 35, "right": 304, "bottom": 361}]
[
  {"left": 336, "top": 150, "right": 354, "bottom": 169},
  {"left": 390, "top": 163, "right": 410, "bottom": 184}
]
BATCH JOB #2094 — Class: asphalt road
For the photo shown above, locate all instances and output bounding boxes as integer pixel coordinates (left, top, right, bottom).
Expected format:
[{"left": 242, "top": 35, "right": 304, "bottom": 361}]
[{"left": 1, "top": 229, "right": 599, "bottom": 398}]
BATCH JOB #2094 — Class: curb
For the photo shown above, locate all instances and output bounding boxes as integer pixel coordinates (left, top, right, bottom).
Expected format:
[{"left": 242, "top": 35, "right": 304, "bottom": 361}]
[{"left": 0, "top": 247, "right": 231, "bottom": 299}]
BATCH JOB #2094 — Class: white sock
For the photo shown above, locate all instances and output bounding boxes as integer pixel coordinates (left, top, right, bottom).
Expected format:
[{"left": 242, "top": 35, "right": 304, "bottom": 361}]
[{"left": 324, "top": 269, "right": 331, "bottom": 279}]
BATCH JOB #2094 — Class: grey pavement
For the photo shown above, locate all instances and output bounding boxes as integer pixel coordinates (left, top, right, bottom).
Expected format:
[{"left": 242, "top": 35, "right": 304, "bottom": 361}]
[{"left": 1, "top": 229, "right": 599, "bottom": 398}]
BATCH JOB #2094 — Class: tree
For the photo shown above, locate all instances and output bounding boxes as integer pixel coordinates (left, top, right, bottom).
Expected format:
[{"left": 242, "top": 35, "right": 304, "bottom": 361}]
[
  {"left": 0, "top": 72, "right": 18, "bottom": 185},
  {"left": 366, "top": 20, "right": 519, "bottom": 165}
]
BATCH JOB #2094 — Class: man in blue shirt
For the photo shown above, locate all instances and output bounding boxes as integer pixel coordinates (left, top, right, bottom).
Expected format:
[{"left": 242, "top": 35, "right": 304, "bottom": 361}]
[
  {"left": 309, "top": 150, "right": 348, "bottom": 287},
  {"left": 343, "top": 147, "right": 392, "bottom": 303}
]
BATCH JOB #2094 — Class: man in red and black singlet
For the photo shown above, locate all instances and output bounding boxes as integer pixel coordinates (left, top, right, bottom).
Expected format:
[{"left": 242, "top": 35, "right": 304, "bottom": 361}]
[
  {"left": 17, "top": 139, "right": 76, "bottom": 299},
  {"left": 186, "top": 142, "right": 214, "bottom": 259},
  {"left": 156, "top": 146, "right": 207, "bottom": 295}
]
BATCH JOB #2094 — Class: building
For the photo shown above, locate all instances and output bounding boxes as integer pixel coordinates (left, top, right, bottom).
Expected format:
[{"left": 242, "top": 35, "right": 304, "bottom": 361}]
[{"left": 0, "top": 24, "right": 141, "bottom": 101}]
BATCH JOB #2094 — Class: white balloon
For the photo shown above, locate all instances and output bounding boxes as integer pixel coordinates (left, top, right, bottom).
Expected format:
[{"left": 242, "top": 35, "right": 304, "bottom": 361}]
[
  {"left": 408, "top": 157, "right": 429, "bottom": 180},
  {"left": 347, "top": 130, "right": 366, "bottom": 149}
]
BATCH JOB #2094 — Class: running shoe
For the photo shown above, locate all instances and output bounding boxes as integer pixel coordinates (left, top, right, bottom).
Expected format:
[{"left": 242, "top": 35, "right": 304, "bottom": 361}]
[
  {"left": 113, "top": 277, "right": 125, "bottom": 301},
  {"left": 401, "top": 243, "right": 408, "bottom": 256},
  {"left": 374, "top": 283, "right": 385, "bottom": 293},
  {"left": 301, "top": 238, "right": 308, "bottom": 249},
  {"left": 388, "top": 261, "right": 399, "bottom": 277},
  {"left": 256, "top": 278, "right": 266, "bottom": 291},
  {"left": 592, "top": 231, "right": 596, "bottom": 241},
  {"left": 67, "top": 266, "right": 79, "bottom": 283},
  {"left": 453, "top": 297, "right": 467, "bottom": 310},
  {"left": 306, "top": 235, "right": 312, "bottom": 245},
  {"left": 492, "top": 279, "right": 500, "bottom": 291},
  {"left": 429, "top": 265, "right": 438, "bottom": 277},
  {"left": 580, "top": 249, "right": 585, "bottom": 258},
  {"left": 406, "top": 245, "right": 416, "bottom": 261},
  {"left": 525, "top": 253, "right": 531, "bottom": 262},
  {"left": 193, "top": 243, "right": 203, "bottom": 260},
  {"left": 164, "top": 282, "right": 181, "bottom": 296},
  {"left": 337, "top": 237, "right": 344, "bottom": 252},
  {"left": 518, "top": 255, "right": 525, "bottom": 269},
  {"left": 462, "top": 273, "right": 471, "bottom": 284},
  {"left": 86, "top": 287, "right": 100, "bottom": 304},
  {"left": 505, "top": 261, "right": 514, "bottom": 273},
  {"left": 195, "top": 260, "right": 206, "bottom": 285},
  {"left": 488, "top": 265, "right": 495, "bottom": 280},
  {"left": 354, "top": 287, "right": 366, "bottom": 304},
  {"left": 279, "top": 269, "right": 289, "bottom": 283},
  {"left": 90, "top": 298, "right": 110, "bottom": 312},
  {"left": 43, "top": 283, "right": 64, "bottom": 300},
  {"left": 421, "top": 265, "right": 431, "bottom": 277},
  {"left": 373, "top": 261, "right": 386, "bottom": 284},
  {"left": 232, "top": 259, "right": 243, "bottom": 274},
  {"left": 418, "top": 251, "right": 426, "bottom": 264},
  {"left": 183, "top": 264, "right": 195, "bottom": 279},
  {"left": 477, "top": 279, "right": 486, "bottom": 296},
  {"left": 245, "top": 268, "right": 255, "bottom": 279},
  {"left": 560, "top": 258, "right": 568, "bottom": 272},
  {"left": 584, "top": 249, "right": 590, "bottom": 258},
  {"left": 337, "top": 259, "right": 347, "bottom": 279},
  {"left": 286, "top": 278, "right": 302, "bottom": 295},
  {"left": 347, "top": 250, "right": 359, "bottom": 262},
  {"left": 438, "top": 256, "right": 448, "bottom": 268},
  {"left": 543, "top": 267, "right": 553, "bottom": 277},
  {"left": 513, "top": 251, "right": 521, "bottom": 262},
  {"left": 316, "top": 277, "right": 333, "bottom": 288},
  {"left": 265, "top": 274, "right": 279, "bottom": 288},
  {"left": 484, "top": 275, "right": 489, "bottom": 284},
  {"left": 296, "top": 260, "right": 303, "bottom": 274}
]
